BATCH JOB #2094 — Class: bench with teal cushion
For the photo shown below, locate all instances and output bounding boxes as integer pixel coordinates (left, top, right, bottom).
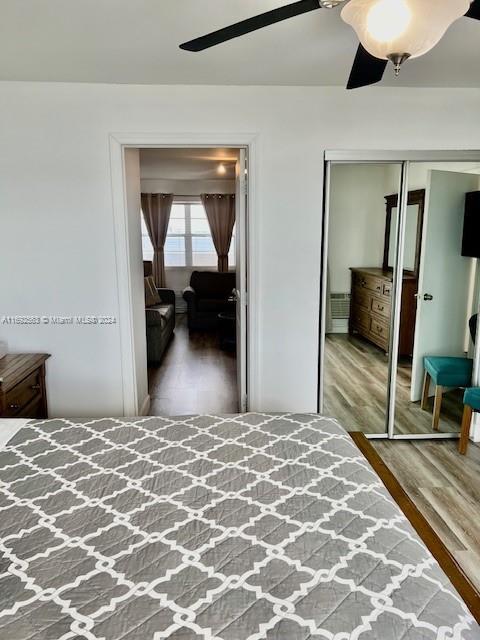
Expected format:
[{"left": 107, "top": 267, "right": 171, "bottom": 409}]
[
  {"left": 459, "top": 387, "right": 480, "bottom": 454},
  {"left": 422, "top": 356, "right": 473, "bottom": 430}
]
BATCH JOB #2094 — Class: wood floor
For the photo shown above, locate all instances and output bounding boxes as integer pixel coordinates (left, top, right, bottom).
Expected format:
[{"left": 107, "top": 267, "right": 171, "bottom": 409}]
[
  {"left": 324, "top": 333, "right": 464, "bottom": 435},
  {"left": 373, "top": 438, "right": 480, "bottom": 592},
  {"left": 148, "top": 314, "right": 238, "bottom": 416}
]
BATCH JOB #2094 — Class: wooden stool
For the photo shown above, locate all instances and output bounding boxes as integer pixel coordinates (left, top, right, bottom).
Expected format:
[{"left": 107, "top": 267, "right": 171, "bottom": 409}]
[
  {"left": 459, "top": 387, "right": 480, "bottom": 455},
  {"left": 422, "top": 356, "right": 473, "bottom": 431}
]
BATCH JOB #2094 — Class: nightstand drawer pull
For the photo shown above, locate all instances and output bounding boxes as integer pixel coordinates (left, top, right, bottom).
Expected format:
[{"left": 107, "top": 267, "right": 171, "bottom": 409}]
[
  {"left": 9, "top": 403, "right": 20, "bottom": 410},
  {"left": 31, "top": 384, "right": 41, "bottom": 390}
]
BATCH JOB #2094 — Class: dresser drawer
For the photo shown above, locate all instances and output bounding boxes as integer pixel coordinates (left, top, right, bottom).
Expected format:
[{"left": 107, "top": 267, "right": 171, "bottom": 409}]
[
  {"left": 354, "top": 272, "right": 384, "bottom": 296},
  {"left": 351, "top": 307, "right": 370, "bottom": 333},
  {"left": 353, "top": 287, "right": 371, "bottom": 310},
  {"left": 5, "top": 370, "right": 42, "bottom": 417},
  {"left": 371, "top": 297, "right": 390, "bottom": 318},
  {"left": 370, "top": 317, "right": 390, "bottom": 343},
  {"left": 383, "top": 282, "right": 393, "bottom": 297}
]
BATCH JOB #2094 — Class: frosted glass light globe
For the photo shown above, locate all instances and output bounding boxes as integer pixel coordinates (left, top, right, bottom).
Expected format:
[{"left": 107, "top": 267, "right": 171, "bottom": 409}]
[
  {"left": 367, "top": 0, "right": 411, "bottom": 42},
  {"left": 341, "top": 0, "right": 470, "bottom": 60}
]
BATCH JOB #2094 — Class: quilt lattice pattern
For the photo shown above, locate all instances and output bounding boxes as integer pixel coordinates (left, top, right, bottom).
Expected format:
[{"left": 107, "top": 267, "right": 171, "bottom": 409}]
[{"left": 0, "top": 414, "right": 478, "bottom": 639}]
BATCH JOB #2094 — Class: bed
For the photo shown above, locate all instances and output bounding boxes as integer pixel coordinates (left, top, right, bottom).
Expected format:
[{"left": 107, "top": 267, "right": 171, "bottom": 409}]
[{"left": 0, "top": 413, "right": 478, "bottom": 639}]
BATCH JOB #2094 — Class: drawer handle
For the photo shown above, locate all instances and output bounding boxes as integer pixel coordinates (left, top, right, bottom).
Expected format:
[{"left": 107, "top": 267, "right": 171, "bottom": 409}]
[
  {"left": 31, "top": 384, "right": 41, "bottom": 391},
  {"left": 9, "top": 403, "right": 20, "bottom": 410},
  {"left": 377, "top": 305, "right": 385, "bottom": 311}
]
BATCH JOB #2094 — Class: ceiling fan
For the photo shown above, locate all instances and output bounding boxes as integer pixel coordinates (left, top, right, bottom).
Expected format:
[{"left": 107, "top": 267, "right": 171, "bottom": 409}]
[{"left": 180, "top": 0, "right": 480, "bottom": 89}]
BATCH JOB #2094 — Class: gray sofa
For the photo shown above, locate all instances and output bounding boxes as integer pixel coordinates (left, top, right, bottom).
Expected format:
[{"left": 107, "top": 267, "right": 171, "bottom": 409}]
[
  {"left": 145, "top": 279, "right": 176, "bottom": 364},
  {"left": 183, "top": 271, "right": 236, "bottom": 332}
]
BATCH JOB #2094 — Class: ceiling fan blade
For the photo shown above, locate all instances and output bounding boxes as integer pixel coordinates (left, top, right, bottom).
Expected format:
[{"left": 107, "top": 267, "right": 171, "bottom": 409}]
[
  {"left": 180, "top": 0, "right": 321, "bottom": 52},
  {"left": 346, "top": 44, "right": 387, "bottom": 89},
  {"left": 465, "top": 0, "right": 480, "bottom": 19}
]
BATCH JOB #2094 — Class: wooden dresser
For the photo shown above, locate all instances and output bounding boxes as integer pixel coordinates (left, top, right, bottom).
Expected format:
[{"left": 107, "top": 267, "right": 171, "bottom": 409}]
[
  {"left": 349, "top": 268, "right": 417, "bottom": 356},
  {"left": 0, "top": 354, "right": 50, "bottom": 418}
]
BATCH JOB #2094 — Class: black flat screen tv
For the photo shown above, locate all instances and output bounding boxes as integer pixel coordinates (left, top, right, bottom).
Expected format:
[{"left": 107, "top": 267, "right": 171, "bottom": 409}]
[{"left": 462, "top": 191, "right": 480, "bottom": 258}]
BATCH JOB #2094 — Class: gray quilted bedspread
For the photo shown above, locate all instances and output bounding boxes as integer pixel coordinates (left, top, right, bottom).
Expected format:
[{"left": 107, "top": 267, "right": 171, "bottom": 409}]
[{"left": 0, "top": 414, "right": 478, "bottom": 639}]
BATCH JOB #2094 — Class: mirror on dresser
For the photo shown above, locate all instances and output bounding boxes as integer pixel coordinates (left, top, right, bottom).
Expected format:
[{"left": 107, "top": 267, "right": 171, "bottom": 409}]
[{"left": 383, "top": 189, "right": 425, "bottom": 277}]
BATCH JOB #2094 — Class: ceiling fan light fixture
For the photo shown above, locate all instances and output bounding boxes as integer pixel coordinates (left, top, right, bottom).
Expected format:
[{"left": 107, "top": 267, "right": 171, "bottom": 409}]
[{"left": 341, "top": 0, "right": 470, "bottom": 64}]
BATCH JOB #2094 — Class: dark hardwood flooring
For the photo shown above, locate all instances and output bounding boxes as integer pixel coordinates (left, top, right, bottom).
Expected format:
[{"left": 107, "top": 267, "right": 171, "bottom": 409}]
[
  {"left": 324, "top": 333, "right": 463, "bottom": 435},
  {"left": 373, "top": 438, "right": 480, "bottom": 592},
  {"left": 148, "top": 314, "right": 238, "bottom": 416}
]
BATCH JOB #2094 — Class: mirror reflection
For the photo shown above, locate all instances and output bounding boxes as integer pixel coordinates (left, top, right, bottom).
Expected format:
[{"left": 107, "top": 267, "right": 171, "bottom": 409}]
[
  {"left": 324, "top": 160, "right": 480, "bottom": 440},
  {"left": 385, "top": 200, "right": 423, "bottom": 274},
  {"left": 394, "top": 164, "right": 480, "bottom": 436},
  {"left": 324, "top": 163, "right": 402, "bottom": 435}
]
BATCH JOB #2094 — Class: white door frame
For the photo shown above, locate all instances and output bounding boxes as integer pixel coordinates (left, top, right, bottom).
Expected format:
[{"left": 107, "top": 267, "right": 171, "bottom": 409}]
[
  {"left": 319, "top": 149, "right": 480, "bottom": 440},
  {"left": 109, "top": 132, "right": 260, "bottom": 415}
]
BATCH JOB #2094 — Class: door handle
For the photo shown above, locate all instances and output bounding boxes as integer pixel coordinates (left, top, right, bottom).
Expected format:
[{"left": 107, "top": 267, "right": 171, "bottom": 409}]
[{"left": 414, "top": 293, "right": 433, "bottom": 301}]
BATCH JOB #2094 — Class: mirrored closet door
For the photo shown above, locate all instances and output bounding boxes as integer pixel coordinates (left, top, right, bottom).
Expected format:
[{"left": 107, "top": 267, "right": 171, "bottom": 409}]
[
  {"left": 393, "top": 163, "right": 480, "bottom": 438},
  {"left": 321, "top": 161, "right": 403, "bottom": 436},
  {"left": 320, "top": 152, "right": 480, "bottom": 441}
]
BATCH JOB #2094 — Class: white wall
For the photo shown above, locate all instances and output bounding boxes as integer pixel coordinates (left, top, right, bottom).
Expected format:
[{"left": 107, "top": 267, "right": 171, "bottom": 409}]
[
  {"left": 1, "top": 82, "right": 480, "bottom": 417},
  {"left": 329, "top": 164, "right": 394, "bottom": 293}
]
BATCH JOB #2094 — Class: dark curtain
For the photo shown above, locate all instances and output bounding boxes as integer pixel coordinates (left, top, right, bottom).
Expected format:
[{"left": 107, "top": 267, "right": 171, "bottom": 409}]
[
  {"left": 201, "top": 194, "right": 236, "bottom": 272},
  {"left": 141, "top": 193, "right": 174, "bottom": 287}
]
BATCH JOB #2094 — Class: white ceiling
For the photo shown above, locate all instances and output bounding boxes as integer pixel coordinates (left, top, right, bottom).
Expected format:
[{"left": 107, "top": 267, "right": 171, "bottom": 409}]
[
  {"left": 140, "top": 148, "right": 239, "bottom": 181},
  {"left": 1, "top": 0, "right": 480, "bottom": 87}
]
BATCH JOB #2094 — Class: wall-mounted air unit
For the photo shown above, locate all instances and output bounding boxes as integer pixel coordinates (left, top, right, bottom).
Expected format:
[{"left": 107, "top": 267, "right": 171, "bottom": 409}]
[{"left": 331, "top": 293, "right": 351, "bottom": 319}]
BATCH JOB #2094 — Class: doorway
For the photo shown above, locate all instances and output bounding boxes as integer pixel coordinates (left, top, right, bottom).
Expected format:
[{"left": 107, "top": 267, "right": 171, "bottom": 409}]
[
  {"left": 140, "top": 148, "right": 244, "bottom": 415},
  {"left": 319, "top": 152, "right": 480, "bottom": 441},
  {"left": 110, "top": 135, "right": 255, "bottom": 417}
]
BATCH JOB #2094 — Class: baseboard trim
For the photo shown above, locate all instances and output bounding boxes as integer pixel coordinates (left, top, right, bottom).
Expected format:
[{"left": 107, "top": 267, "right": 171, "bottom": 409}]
[
  {"left": 350, "top": 431, "right": 480, "bottom": 623},
  {"left": 139, "top": 394, "right": 151, "bottom": 417}
]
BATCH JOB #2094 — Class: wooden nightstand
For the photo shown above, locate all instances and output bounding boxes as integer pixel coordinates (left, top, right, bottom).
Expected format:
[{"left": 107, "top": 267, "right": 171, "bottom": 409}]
[{"left": 0, "top": 354, "right": 50, "bottom": 418}]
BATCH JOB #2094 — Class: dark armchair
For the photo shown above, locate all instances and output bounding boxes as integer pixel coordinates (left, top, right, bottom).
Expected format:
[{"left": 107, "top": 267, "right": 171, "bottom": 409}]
[
  {"left": 144, "top": 277, "right": 176, "bottom": 364},
  {"left": 183, "top": 271, "right": 236, "bottom": 331}
]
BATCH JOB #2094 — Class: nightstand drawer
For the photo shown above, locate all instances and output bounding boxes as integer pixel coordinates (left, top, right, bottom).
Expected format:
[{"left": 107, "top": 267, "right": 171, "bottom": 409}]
[
  {"left": 0, "top": 354, "right": 50, "bottom": 419},
  {"left": 5, "top": 370, "right": 42, "bottom": 417}
]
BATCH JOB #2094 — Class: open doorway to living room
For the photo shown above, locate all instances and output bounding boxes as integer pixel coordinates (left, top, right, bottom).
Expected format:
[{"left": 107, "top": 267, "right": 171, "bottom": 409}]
[{"left": 139, "top": 147, "right": 246, "bottom": 415}]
